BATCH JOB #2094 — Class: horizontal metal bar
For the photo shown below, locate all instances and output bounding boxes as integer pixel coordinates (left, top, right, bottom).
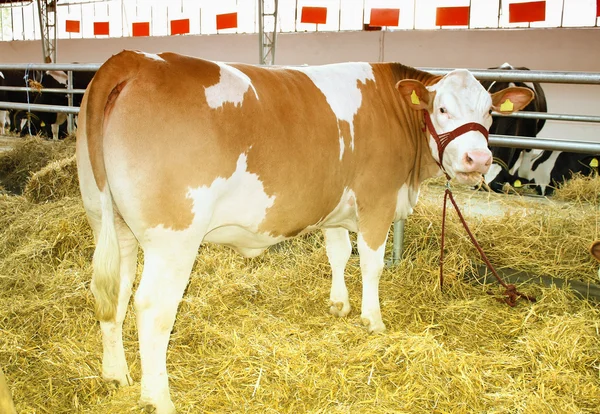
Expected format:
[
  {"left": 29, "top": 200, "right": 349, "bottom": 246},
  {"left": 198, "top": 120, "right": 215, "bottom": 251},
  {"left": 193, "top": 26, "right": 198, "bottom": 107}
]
[
  {"left": 0, "top": 63, "right": 100, "bottom": 71},
  {"left": 0, "top": 101, "right": 79, "bottom": 114},
  {"left": 0, "top": 64, "right": 598, "bottom": 85},
  {"left": 493, "top": 111, "right": 600, "bottom": 123},
  {"left": 0, "top": 86, "right": 86, "bottom": 94},
  {"left": 489, "top": 134, "right": 600, "bottom": 154},
  {"left": 421, "top": 68, "right": 600, "bottom": 85}
]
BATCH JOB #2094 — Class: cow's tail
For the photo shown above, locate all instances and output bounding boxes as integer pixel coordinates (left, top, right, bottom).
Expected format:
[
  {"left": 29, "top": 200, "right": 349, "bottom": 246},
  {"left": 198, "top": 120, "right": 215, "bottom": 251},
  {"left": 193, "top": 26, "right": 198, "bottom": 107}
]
[
  {"left": 83, "top": 50, "right": 143, "bottom": 322},
  {"left": 91, "top": 185, "right": 121, "bottom": 322}
]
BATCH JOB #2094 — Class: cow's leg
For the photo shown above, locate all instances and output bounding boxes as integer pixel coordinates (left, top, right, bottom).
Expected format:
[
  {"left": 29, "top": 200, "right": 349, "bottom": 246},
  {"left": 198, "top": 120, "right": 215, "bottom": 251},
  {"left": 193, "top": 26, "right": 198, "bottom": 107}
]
[
  {"left": 79, "top": 135, "right": 138, "bottom": 387},
  {"left": 98, "top": 218, "right": 138, "bottom": 387},
  {"left": 323, "top": 228, "right": 352, "bottom": 317},
  {"left": 83, "top": 198, "right": 137, "bottom": 386},
  {"left": 135, "top": 242, "right": 199, "bottom": 414},
  {"left": 0, "top": 111, "right": 6, "bottom": 135},
  {"left": 52, "top": 112, "right": 67, "bottom": 140},
  {"left": 357, "top": 231, "right": 387, "bottom": 333}
]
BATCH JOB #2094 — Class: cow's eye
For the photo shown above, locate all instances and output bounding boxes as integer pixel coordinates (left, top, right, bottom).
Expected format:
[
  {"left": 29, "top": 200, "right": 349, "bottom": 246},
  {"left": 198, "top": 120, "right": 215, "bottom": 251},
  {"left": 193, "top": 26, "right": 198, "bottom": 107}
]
[
  {"left": 440, "top": 107, "right": 447, "bottom": 114},
  {"left": 488, "top": 108, "right": 493, "bottom": 115}
]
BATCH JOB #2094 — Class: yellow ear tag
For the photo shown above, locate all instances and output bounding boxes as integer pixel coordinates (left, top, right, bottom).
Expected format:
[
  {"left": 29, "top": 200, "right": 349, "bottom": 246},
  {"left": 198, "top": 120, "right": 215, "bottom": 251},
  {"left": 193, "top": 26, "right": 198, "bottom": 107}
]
[
  {"left": 500, "top": 98, "right": 514, "bottom": 112},
  {"left": 40, "top": 121, "right": 45, "bottom": 127},
  {"left": 411, "top": 90, "right": 420, "bottom": 105},
  {"left": 590, "top": 158, "right": 598, "bottom": 168},
  {"left": 513, "top": 179, "right": 522, "bottom": 188}
]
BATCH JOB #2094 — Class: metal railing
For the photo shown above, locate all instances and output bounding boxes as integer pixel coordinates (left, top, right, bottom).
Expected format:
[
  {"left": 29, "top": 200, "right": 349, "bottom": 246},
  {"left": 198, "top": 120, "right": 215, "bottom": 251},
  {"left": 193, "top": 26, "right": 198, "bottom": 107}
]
[{"left": 0, "top": 63, "right": 99, "bottom": 136}]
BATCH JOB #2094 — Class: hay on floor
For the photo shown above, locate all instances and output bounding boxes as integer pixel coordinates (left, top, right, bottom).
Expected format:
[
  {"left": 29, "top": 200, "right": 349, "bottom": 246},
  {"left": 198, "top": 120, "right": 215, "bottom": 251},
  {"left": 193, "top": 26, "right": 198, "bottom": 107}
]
[
  {"left": 0, "top": 136, "right": 75, "bottom": 194},
  {"left": 0, "top": 143, "right": 599, "bottom": 413},
  {"left": 553, "top": 172, "right": 600, "bottom": 205},
  {"left": 23, "top": 155, "right": 79, "bottom": 203}
]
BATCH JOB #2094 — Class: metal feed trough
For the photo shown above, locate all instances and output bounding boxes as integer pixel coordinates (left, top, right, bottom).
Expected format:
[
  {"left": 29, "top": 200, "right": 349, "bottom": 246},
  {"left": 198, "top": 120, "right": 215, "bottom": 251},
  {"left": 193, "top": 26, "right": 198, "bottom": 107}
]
[{"left": 0, "top": 63, "right": 599, "bottom": 265}]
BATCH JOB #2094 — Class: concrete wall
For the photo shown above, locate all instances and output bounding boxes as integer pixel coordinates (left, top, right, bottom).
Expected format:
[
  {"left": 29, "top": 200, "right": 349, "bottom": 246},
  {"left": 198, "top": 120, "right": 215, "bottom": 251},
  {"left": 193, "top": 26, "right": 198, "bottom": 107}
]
[{"left": 1, "top": 27, "right": 599, "bottom": 142}]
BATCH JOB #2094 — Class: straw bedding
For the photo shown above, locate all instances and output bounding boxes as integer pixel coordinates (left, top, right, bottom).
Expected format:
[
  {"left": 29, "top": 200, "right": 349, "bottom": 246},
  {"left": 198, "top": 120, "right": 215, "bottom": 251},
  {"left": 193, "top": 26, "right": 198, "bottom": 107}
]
[{"left": 0, "top": 138, "right": 599, "bottom": 413}]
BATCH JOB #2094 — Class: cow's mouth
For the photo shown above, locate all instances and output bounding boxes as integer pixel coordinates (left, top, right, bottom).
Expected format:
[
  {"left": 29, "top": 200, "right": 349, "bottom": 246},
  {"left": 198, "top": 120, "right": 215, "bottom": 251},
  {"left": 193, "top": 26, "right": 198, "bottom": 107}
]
[{"left": 455, "top": 171, "right": 484, "bottom": 185}]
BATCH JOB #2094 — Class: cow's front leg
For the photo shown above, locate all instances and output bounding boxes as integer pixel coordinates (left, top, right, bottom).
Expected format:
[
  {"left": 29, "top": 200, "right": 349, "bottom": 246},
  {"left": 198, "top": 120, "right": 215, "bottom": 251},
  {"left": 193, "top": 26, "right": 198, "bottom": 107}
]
[
  {"left": 323, "top": 228, "right": 352, "bottom": 317},
  {"left": 357, "top": 232, "right": 387, "bottom": 333}
]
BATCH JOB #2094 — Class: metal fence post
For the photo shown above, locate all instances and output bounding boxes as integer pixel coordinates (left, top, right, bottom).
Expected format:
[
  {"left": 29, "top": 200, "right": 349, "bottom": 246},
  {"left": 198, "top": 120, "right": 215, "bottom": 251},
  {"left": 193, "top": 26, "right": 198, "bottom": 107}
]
[
  {"left": 387, "top": 219, "right": 405, "bottom": 267},
  {"left": 67, "top": 70, "right": 74, "bottom": 136}
]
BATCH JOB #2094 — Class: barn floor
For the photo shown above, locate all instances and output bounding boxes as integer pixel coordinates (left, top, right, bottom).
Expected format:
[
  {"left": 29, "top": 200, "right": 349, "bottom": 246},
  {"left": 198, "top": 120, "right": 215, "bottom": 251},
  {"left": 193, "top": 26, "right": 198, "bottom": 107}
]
[{"left": 1, "top": 137, "right": 599, "bottom": 413}]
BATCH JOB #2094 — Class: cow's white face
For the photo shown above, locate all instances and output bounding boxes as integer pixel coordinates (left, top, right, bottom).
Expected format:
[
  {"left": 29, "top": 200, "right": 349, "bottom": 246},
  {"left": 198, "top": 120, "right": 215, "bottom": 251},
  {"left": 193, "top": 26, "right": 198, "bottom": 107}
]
[
  {"left": 428, "top": 70, "right": 493, "bottom": 184},
  {"left": 397, "top": 69, "right": 534, "bottom": 185}
]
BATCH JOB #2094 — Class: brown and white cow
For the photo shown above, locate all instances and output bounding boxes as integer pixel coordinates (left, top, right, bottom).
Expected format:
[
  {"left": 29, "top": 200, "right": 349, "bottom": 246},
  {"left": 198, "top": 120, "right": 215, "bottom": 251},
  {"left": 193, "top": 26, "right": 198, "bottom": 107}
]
[{"left": 76, "top": 50, "right": 533, "bottom": 412}]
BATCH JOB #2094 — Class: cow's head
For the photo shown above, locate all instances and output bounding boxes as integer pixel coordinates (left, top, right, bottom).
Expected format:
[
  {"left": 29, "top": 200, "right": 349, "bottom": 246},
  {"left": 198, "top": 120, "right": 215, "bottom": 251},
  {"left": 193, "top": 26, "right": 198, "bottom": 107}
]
[{"left": 397, "top": 69, "right": 534, "bottom": 185}]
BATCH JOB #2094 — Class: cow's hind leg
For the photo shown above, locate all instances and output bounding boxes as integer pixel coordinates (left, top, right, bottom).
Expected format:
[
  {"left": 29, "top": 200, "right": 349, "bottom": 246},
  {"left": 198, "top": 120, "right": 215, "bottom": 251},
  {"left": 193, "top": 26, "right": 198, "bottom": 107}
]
[
  {"left": 135, "top": 241, "right": 200, "bottom": 414},
  {"left": 323, "top": 228, "right": 352, "bottom": 317},
  {"left": 85, "top": 208, "right": 138, "bottom": 385},
  {"left": 99, "top": 218, "right": 138, "bottom": 387}
]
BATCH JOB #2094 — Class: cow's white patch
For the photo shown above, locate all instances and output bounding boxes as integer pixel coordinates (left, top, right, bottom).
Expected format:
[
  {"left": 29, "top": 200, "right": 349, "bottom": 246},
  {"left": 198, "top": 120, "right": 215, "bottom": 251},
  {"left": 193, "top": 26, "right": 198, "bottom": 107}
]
[
  {"left": 205, "top": 62, "right": 258, "bottom": 109},
  {"left": 290, "top": 63, "right": 374, "bottom": 155},
  {"left": 338, "top": 137, "right": 345, "bottom": 160},
  {"left": 134, "top": 51, "right": 165, "bottom": 62},
  {"left": 509, "top": 150, "right": 526, "bottom": 176},
  {"left": 517, "top": 149, "right": 562, "bottom": 195},
  {"left": 142, "top": 153, "right": 277, "bottom": 251},
  {"left": 320, "top": 188, "right": 359, "bottom": 233},
  {"left": 484, "top": 163, "right": 503, "bottom": 184},
  {"left": 394, "top": 183, "right": 419, "bottom": 221}
]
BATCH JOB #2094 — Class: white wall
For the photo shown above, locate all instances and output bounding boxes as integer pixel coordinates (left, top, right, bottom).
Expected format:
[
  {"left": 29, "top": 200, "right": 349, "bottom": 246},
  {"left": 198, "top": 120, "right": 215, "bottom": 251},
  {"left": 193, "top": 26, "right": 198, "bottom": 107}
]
[{"left": 1, "top": 28, "right": 599, "bottom": 142}]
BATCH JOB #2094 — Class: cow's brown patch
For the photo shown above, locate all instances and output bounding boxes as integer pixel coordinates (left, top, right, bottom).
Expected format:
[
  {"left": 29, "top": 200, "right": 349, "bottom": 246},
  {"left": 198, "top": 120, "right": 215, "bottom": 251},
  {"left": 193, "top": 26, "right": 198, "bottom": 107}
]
[{"left": 349, "top": 63, "right": 440, "bottom": 248}]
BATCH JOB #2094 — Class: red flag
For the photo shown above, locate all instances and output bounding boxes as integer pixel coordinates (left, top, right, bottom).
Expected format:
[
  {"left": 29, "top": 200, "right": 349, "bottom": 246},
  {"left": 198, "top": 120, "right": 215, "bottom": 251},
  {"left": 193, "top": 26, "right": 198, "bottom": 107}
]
[
  {"left": 436, "top": 6, "right": 470, "bottom": 26},
  {"left": 370, "top": 8, "right": 400, "bottom": 27},
  {"left": 509, "top": 1, "right": 546, "bottom": 23},
  {"left": 301, "top": 7, "right": 327, "bottom": 24}
]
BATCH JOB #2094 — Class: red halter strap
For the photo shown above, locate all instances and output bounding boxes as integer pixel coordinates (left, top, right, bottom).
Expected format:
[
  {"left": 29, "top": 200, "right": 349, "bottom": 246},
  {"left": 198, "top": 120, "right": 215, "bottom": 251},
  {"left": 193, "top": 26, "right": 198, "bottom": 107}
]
[{"left": 423, "top": 110, "right": 489, "bottom": 169}]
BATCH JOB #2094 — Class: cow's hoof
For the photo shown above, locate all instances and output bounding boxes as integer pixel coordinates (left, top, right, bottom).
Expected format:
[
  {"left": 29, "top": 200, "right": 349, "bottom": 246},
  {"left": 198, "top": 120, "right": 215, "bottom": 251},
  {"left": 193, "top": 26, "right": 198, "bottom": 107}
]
[
  {"left": 329, "top": 300, "right": 351, "bottom": 317},
  {"left": 361, "top": 317, "right": 386, "bottom": 334},
  {"left": 103, "top": 372, "right": 133, "bottom": 388},
  {"left": 139, "top": 398, "right": 176, "bottom": 414},
  {"left": 142, "top": 404, "right": 157, "bottom": 413}
]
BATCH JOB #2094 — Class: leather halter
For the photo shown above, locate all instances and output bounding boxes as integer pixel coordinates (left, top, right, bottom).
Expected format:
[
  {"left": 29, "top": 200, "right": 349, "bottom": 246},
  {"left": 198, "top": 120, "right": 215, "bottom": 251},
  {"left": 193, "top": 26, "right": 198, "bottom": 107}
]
[{"left": 422, "top": 110, "right": 489, "bottom": 171}]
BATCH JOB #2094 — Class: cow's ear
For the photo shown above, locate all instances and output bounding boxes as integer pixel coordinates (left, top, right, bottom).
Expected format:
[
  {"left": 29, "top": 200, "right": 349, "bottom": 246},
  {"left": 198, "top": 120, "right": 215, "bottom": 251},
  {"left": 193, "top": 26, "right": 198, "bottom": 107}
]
[
  {"left": 46, "top": 70, "right": 68, "bottom": 85},
  {"left": 396, "top": 79, "right": 432, "bottom": 111},
  {"left": 491, "top": 86, "right": 534, "bottom": 113}
]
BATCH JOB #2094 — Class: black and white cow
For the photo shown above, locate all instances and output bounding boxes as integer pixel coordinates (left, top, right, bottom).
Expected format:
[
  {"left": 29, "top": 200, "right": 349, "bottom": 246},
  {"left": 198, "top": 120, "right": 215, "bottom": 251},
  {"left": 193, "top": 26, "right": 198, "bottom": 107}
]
[
  {"left": 510, "top": 148, "right": 598, "bottom": 195},
  {"left": 0, "top": 69, "right": 95, "bottom": 139},
  {"left": 481, "top": 64, "right": 547, "bottom": 192},
  {"left": 482, "top": 63, "right": 598, "bottom": 196}
]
